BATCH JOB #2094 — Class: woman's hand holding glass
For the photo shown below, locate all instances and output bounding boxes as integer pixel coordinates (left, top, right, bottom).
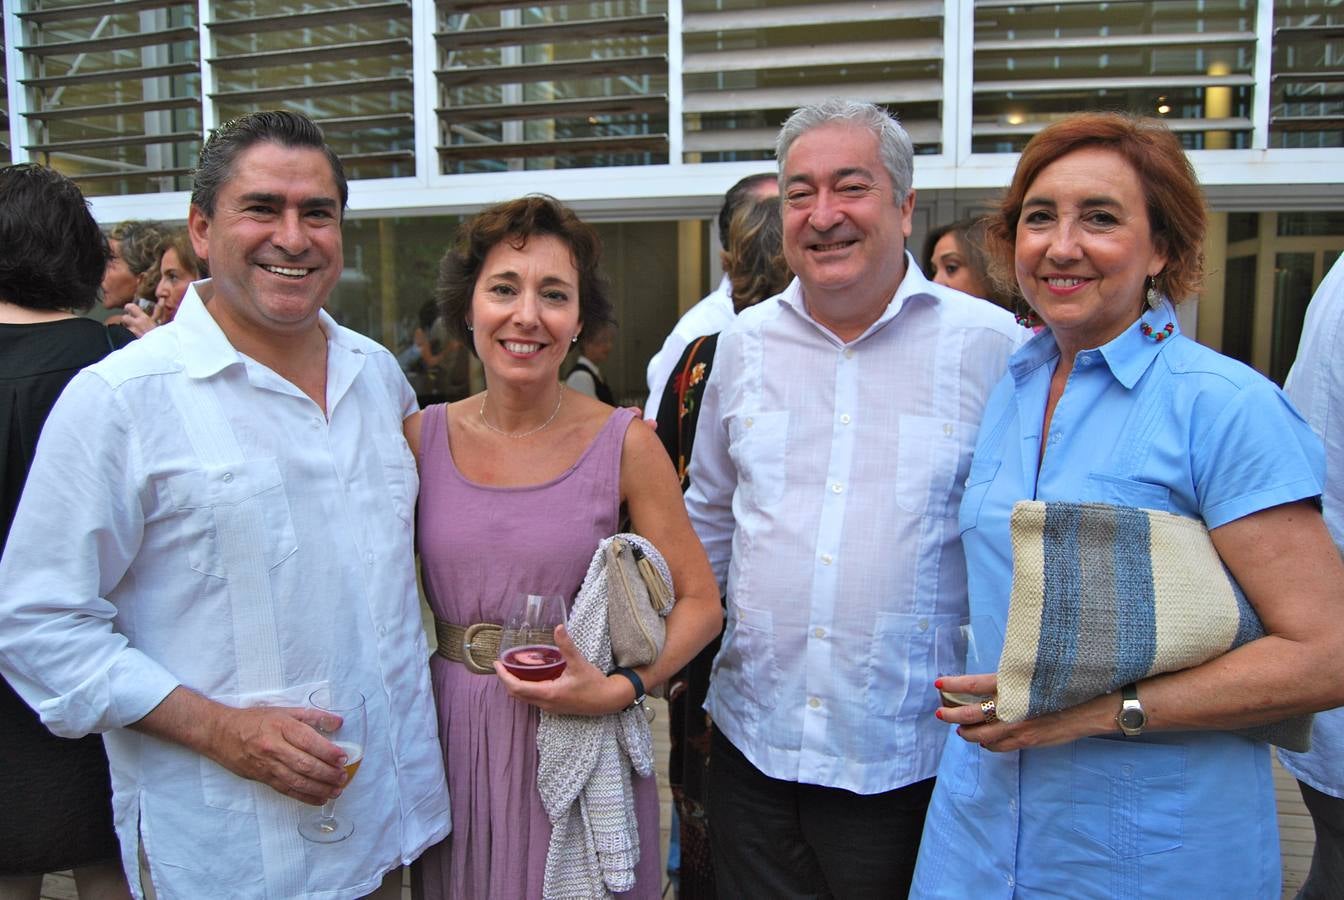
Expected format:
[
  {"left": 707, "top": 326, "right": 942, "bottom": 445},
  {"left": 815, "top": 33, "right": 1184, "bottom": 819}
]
[{"left": 494, "top": 622, "right": 639, "bottom": 717}]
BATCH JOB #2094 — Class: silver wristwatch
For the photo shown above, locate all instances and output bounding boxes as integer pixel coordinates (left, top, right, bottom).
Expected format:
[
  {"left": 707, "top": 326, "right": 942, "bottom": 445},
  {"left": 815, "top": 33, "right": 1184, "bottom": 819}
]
[{"left": 1116, "top": 682, "right": 1147, "bottom": 737}]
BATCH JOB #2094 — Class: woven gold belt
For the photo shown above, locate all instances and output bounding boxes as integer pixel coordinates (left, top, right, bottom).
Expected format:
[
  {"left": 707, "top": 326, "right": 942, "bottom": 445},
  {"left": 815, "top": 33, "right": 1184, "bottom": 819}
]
[{"left": 434, "top": 619, "right": 502, "bottom": 675}]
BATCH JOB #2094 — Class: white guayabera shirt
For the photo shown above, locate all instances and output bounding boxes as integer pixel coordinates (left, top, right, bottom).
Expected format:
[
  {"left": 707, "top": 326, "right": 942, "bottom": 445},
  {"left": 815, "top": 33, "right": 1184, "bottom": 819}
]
[
  {"left": 686, "top": 254, "right": 1026, "bottom": 795},
  {"left": 1279, "top": 253, "right": 1344, "bottom": 802},
  {"left": 0, "top": 283, "right": 450, "bottom": 900}
]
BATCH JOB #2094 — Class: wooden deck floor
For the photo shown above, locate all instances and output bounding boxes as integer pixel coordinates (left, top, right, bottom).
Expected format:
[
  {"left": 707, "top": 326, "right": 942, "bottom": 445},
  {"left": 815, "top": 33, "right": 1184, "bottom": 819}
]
[{"left": 40, "top": 716, "right": 1314, "bottom": 899}]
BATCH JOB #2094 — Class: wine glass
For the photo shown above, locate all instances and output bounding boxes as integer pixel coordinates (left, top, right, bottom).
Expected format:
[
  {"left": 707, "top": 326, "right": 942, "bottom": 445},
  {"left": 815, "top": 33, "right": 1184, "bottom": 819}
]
[
  {"left": 298, "top": 687, "right": 367, "bottom": 843},
  {"left": 933, "top": 616, "right": 1002, "bottom": 708},
  {"left": 499, "top": 593, "right": 568, "bottom": 682}
]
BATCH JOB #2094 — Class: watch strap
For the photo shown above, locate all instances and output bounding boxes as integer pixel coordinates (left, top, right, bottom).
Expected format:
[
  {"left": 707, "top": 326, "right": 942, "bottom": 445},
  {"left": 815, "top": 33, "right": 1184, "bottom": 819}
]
[{"left": 610, "top": 666, "right": 646, "bottom": 709}]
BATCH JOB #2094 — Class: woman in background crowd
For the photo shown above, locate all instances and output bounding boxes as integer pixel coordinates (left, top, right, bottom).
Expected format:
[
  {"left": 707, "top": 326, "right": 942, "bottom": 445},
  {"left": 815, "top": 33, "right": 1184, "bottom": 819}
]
[
  {"left": 121, "top": 230, "right": 207, "bottom": 337},
  {"left": 654, "top": 194, "right": 791, "bottom": 898},
  {"left": 913, "top": 112, "right": 1344, "bottom": 897},
  {"left": 0, "top": 164, "right": 132, "bottom": 900},
  {"left": 407, "top": 195, "right": 720, "bottom": 899},
  {"left": 564, "top": 319, "right": 617, "bottom": 404},
  {"left": 100, "top": 219, "right": 168, "bottom": 328},
  {"left": 922, "top": 217, "right": 1015, "bottom": 312}
]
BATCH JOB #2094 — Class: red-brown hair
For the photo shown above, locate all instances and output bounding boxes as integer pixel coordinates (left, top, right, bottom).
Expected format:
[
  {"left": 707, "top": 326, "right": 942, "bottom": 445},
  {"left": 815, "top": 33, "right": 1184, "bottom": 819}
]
[{"left": 986, "top": 113, "right": 1206, "bottom": 304}]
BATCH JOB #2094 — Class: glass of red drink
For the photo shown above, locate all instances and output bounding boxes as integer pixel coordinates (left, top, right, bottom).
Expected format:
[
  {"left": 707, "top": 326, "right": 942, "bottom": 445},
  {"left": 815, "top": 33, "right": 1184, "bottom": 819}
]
[{"left": 500, "top": 593, "right": 567, "bottom": 681}]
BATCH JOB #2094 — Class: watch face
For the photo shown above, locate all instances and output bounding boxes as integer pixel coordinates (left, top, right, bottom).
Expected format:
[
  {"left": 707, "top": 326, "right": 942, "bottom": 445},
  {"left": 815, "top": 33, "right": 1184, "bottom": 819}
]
[{"left": 1119, "top": 707, "right": 1145, "bottom": 730}]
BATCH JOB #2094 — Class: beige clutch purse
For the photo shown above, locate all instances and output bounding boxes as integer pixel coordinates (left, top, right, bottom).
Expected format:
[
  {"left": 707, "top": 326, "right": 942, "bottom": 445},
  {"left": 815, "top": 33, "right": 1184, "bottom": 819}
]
[{"left": 603, "top": 534, "right": 675, "bottom": 694}]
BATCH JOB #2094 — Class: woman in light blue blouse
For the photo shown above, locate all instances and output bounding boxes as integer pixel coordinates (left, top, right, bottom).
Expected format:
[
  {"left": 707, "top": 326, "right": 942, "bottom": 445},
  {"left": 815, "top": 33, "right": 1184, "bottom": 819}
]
[{"left": 911, "top": 113, "right": 1344, "bottom": 898}]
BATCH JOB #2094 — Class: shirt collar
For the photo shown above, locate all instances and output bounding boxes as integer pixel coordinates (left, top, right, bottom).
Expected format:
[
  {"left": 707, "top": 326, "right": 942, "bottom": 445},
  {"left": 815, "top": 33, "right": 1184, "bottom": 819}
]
[
  {"left": 174, "top": 278, "right": 348, "bottom": 379},
  {"left": 777, "top": 250, "right": 936, "bottom": 345},
  {"left": 1008, "top": 296, "right": 1180, "bottom": 389}
]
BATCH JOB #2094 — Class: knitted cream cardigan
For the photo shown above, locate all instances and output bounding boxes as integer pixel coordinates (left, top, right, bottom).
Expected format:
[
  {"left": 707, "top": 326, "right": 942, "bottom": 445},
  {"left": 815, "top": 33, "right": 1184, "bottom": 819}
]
[{"left": 535, "top": 534, "right": 669, "bottom": 899}]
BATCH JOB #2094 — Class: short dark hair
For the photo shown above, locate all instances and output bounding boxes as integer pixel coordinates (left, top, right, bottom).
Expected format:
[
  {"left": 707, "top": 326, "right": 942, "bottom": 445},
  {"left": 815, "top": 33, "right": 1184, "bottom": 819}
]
[
  {"left": 191, "top": 110, "right": 348, "bottom": 218},
  {"left": 0, "top": 164, "right": 108, "bottom": 312},
  {"left": 987, "top": 112, "right": 1206, "bottom": 304},
  {"left": 718, "top": 172, "right": 778, "bottom": 251},
  {"left": 438, "top": 195, "right": 611, "bottom": 357}
]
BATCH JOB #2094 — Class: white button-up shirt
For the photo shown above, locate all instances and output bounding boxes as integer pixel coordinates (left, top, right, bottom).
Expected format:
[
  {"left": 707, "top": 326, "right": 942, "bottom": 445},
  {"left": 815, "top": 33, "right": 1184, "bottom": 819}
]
[
  {"left": 644, "top": 274, "right": 736, "bottom": 420},
  {"left": 1279, "top": 254, "right": 1344, "bottom": 800},
  {"left": 686, "top": 255, "right": 1025, "bottom": 794},
  {"left": 0, "top": 283, "right": 450, "bottom": 899}
]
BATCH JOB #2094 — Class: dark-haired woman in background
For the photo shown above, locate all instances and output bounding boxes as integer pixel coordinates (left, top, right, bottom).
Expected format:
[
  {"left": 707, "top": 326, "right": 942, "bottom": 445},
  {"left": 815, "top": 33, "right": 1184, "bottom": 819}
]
[
  {"left": 921, "top": 217, "right": 1015, "bottom": 312},
  {"left": 0, "top": 164, "right": 131, "bottom": 900},
  {"left": 407, "top": 195, "right": 720, "bottom": 899},
  {"left": 654, "top": 195, "right": 791, "bottom": 898}
]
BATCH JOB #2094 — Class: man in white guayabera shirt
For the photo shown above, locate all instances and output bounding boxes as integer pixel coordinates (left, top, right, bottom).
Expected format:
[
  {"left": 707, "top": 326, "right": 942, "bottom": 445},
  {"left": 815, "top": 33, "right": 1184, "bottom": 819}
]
[
  {"left": 1280, "top": 253, "right": 1344, "bottom": 900},
  {"left": 684, "top": 99, "right": 1024, "bottom": 897},
  {"left": 0, "top": 111, "right": 449, "bottom": 900}
]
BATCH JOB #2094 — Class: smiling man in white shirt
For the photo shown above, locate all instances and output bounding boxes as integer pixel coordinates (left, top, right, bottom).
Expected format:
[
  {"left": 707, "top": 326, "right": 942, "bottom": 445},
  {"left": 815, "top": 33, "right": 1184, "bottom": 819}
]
[
  {"left": 685, "top": 99, "right": 1023, "bottom": 897},
  {"left": 0, "top": 111, "right": 449, "bottom": 900}
]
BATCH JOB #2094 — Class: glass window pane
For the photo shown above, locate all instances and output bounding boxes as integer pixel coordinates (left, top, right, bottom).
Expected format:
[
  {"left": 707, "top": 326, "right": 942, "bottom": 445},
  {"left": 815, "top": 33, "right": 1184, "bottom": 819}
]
[
  {"left": 1272, "top": 251, "right": 1317, "bottom": 384},
  {"left": 1270, "top": 0, "right": 1344, "bottom": 149},
  {"left": 1222, "top": 254, "right": 1257, "bottom": 366},
  {"left": 973, "top": 1, "right": 1257, "bottom": 153}
]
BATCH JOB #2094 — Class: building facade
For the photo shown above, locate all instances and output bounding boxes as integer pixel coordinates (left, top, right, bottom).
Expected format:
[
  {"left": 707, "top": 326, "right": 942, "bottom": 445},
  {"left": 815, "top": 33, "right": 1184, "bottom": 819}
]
[{"left": 4, "top": 0, "right": 1342, "bottom": 399}]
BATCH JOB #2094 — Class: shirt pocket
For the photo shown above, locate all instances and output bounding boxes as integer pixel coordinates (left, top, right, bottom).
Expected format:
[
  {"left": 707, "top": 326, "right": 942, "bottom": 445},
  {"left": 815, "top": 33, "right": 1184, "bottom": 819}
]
[
  {"left": 958, "top": 456, "right": 1002, "bottom": 536},
  {"left": 896, "top": 415, "right": 966, "bottom": 518},
  {"left": 1084, "top": 472, "right": 1172, "bottom": 512},
  {"left": 718, "top": 600, "right": 781, "bottom": 711},
  {"left": 165, "top": 459, "right": 299, "bottom": 579},
  {"left": 727, "top": 411, "right": 789, "bottom": 510},
  {"left": 373, "top": 431, "right": 418, "bottom": 527},
  {"left": 864, "top": 611, "right": 957, "bottom": 720},
  {"left": 1070, "top": 736, "right": 1186, "bottom": 858},
  {"left": 198, "top": 679, "right": 327, "bottom": 812}
]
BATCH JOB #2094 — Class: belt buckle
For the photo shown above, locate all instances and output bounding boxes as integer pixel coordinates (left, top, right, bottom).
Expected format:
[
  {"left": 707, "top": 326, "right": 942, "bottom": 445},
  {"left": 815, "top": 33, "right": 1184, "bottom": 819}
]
[{"left": 461, "top": 622, "right": 499, "bottom": 675}]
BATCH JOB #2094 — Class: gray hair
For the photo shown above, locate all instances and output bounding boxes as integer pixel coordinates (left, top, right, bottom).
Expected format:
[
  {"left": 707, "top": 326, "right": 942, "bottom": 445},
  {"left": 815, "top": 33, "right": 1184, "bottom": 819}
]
[
  {"left": 190, "top": 110, "right": 347, "bottom": 218},
  {"left": 775, "top": 99, "right": 914, "bottom": 204}
]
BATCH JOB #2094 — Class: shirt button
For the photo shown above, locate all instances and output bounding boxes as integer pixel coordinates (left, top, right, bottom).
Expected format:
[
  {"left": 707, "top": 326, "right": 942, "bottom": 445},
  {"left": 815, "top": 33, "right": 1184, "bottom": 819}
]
[
  {"left": 745, "top": 417, "right": 754, "bottom": 428},
  {"left": 843, "top": 349, "right": 855, "bottom": 359},
  {"left": 1121, "top": 764, "right": 1134, "bottom": 777},
  {"left": 221, "top": 472, "right": 233, "bottom": 483},
  {"left": 831, "top": 483, "right": 843, "bottom": 494},
  {"left": 1009, "top": 798, "right": 1018, "bottom": 812},
  {"left": 813, "top": 627, "right": 826, "bottom": 639},
  {"left": 840, "top": 414, "right": 851, "bottom": 425},
  {"left": 366, "top": 552, "right": 375, "bottom": 565},
  {"left": 943, "top": 423, "right": 953, "bottom": 437},
  {"left": 918, "top": 619, "right": 928, "bottom": 631},
  {"left": 819, "top": 553, "right": 833, "bottom": 565},
  {"left": 378, "top": 625, "right": 387, "bottom": 636},
  {"left": 808, "top": 697, "right": 821, "bottom": 709},
  {"left": 311, "top": 417, "right": 322, "bottom": 428}
]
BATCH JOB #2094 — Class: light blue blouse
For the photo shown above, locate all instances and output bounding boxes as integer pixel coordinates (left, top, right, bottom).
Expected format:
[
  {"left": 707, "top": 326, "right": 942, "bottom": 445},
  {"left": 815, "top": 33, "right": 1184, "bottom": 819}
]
[{"left": 911, "top": 300, "right": 1325, "bottom": 899}]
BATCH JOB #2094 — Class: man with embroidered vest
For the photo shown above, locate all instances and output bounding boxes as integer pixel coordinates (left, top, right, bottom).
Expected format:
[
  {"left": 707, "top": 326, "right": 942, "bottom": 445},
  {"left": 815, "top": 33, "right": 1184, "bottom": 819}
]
[
  {"left": 0, "top": 111, "right": 449, "bottom": 899},
  {"left": 684, "top": 99, "right": 1024, "bottom": 896}
]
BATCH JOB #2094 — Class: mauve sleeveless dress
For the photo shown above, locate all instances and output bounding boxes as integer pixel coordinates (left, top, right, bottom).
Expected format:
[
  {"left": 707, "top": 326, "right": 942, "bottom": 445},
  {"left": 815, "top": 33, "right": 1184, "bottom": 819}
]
[{"left": 413, "top": 403, "right": 662, "bottom": 899}]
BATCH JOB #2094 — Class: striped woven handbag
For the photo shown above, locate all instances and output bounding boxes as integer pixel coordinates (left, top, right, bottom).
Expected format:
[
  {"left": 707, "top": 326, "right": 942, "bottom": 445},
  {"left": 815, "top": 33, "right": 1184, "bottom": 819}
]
[{"left": 996, "top": 500, "right": 1312, "bottom": 751}]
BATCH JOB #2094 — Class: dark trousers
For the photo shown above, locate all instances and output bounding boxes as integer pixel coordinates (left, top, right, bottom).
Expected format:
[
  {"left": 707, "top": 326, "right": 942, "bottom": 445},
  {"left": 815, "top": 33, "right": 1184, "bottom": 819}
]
[
  {"left": 1296, "top": 781, "right": 1344, "bottom": 900},
  {"left": 707, "top": 728, "right": 934, "bottom": 900}
]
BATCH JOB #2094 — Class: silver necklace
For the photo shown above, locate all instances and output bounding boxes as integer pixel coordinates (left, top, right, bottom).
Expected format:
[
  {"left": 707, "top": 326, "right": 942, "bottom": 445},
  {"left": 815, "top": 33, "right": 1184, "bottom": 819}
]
[{"left": 479, "top": 384, "right": 565, "bottom": 438}]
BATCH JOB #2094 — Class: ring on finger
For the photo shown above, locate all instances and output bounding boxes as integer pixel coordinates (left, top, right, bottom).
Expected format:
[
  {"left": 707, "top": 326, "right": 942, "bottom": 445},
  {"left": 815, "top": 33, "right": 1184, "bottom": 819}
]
[{"left": 980, "top": 697, "right": 998, "bottom": 724}]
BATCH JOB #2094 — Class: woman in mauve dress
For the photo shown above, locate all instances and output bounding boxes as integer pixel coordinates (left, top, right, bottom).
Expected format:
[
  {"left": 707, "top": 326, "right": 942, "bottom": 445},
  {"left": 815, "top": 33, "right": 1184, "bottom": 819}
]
[{"left": 406, "top": 195, "right": 721, "bottom": 900}]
